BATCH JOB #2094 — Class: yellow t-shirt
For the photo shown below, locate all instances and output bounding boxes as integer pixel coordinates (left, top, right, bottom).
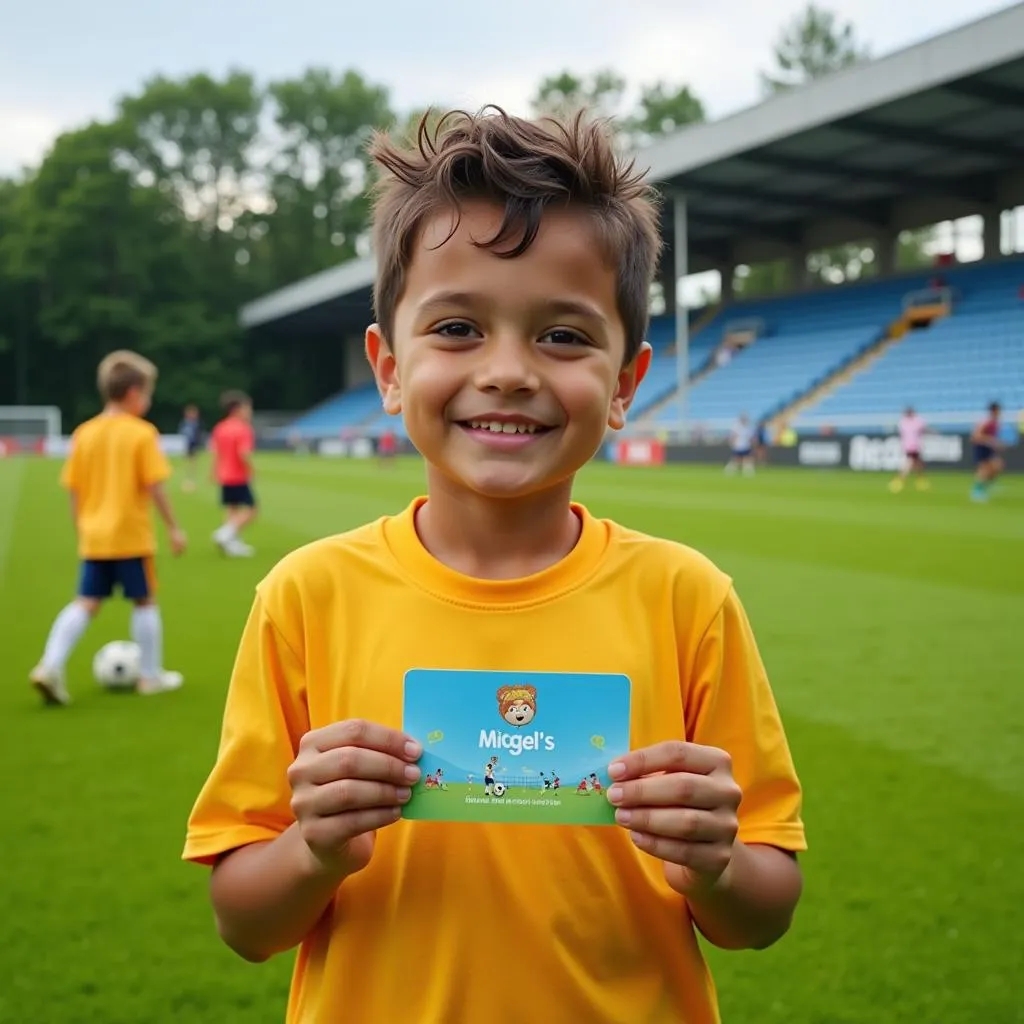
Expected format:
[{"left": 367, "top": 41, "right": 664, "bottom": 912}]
[
  {"left": 60, "top": 413, "right": 171, "bottom": 560},
  {"left": 184, "top": 497, "right": 806, "bottom": 1024}
]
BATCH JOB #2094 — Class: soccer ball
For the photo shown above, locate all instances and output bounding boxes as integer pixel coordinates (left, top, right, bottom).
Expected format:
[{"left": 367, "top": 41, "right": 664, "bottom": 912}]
[
  {"left": 492, "top": 782, "right": 507, "bottom": 798},
  {"left": 93, "top": 641, "right": 142, "bottom": 690}
]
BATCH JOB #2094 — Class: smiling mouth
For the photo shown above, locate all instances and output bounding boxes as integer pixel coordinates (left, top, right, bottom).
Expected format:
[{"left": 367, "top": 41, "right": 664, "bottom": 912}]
[{"left": 458, "top": 419, "right": 554, "bottom": 436}]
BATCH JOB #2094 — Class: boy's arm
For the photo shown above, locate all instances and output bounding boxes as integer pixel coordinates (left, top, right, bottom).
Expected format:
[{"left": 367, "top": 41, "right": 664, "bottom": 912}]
[
  {"left": 209, "top": 826, "right": 350, "bottom": 962},
  {"left": 678, "top": 586, "right": 806, "bottom": 950},
  {"left": 149, "top": 483, "right": 187, "bottom": 555},
  {"left": 677, "top": 840, "right": 803, "bottom": 951}
]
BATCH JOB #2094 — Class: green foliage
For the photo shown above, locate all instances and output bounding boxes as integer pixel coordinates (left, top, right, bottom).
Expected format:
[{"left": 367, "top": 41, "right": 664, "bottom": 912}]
[{"left": 760, "top": 2, "right": 870, "bottom": 95}]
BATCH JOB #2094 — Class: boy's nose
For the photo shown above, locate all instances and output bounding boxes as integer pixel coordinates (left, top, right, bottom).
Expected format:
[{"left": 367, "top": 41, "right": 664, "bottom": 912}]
[{"left": 472, "top": 338, "right": 540, "bottom": 393}]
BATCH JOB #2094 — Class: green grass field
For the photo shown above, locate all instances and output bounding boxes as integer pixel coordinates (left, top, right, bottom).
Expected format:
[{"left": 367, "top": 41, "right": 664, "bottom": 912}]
[
  {"left": 1, "top": 454, "right": 1022, "bottom": 1023},
  {"left": 404, "top": 781, "right": 618, "bottom": 825}
]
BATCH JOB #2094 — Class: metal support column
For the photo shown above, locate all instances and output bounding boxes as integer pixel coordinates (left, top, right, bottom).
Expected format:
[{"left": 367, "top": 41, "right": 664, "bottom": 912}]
[{"left": 672, "top": 192, "right": 689, "bottom": 437}]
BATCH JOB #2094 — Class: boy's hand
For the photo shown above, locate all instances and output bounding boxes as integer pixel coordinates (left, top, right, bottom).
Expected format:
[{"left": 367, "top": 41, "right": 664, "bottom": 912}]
[
  {"left": 170, "top": 527, "right": 187, "bottom": 556},
  {"left": 288, "top": 720, "right": 422, "bottom": 877},
  {"left": 607, "top": 741, "right": 742, "bottom": 894}
]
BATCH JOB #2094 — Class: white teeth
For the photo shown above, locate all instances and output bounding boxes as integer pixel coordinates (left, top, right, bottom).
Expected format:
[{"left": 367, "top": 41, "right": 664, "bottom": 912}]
[{"left": 467, "top": 420, "right": 540, "bottom": 434}]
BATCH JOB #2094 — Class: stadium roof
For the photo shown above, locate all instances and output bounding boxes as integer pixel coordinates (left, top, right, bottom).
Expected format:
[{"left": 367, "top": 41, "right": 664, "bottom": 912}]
[{"left": 241, "top": 2, "right": 1024, "bottom": 338}]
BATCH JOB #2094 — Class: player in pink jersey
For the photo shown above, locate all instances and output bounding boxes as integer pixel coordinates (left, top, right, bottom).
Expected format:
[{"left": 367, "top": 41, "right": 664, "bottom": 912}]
[
  {"left": 210, "top": 390, "right": 258, "bottom": 557},
  {"left": 889, "top": 406, "right": 930, "bottom": 492}
]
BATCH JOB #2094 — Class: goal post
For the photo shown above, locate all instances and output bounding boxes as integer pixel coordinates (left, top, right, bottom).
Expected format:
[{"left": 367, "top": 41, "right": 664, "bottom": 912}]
[{"left": 0, "top": 406, "right": 63, "bottom": 440}]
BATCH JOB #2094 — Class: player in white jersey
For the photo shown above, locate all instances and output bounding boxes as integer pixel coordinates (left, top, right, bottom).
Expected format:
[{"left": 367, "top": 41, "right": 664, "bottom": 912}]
[
  {"left": 889, "top": 406, "right": 930, "bottom": 492},
  {"left": 725, "top": 414, "right": 756, "bottom": 476}
]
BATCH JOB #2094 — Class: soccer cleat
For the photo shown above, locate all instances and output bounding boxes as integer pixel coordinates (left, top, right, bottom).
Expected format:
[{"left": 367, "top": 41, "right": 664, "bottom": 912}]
[
  {"left": 136, "top": 670, "right": 184, "bottom": 696},
  {"left": 915, "top": 479, "right": 930, "bottom": 491},
  {"left": 888, "top": 478, "right": 905, "bottom": 493},
  {"left": 30, "top": 665, "right": 71, "bottom": 706},
  {"left": 225, "top": 539, "right": 255, "bottom": 558}
]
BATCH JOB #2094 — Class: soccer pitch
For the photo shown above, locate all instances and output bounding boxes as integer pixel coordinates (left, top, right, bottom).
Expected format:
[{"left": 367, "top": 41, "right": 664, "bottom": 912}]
[{"left": 1, "top": 454, "right": 1021, "bottom": 1023}]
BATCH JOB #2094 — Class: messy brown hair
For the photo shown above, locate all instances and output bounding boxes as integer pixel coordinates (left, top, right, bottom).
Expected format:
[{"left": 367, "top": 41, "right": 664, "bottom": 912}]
[
  {"left": 97, "top": 350, "right": 158, "bottom": 402},
  {"left": 367, "top": 106, "right": 663, "bottom": 363}
]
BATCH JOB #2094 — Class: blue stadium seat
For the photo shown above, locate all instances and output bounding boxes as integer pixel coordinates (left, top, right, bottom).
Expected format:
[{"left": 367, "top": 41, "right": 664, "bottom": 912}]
[
  {"left": 284, "top": 383, "right": 383, "bottom": 438},
  {"left": 794, "top": 259, "right": 1024, "bottom": 432}
]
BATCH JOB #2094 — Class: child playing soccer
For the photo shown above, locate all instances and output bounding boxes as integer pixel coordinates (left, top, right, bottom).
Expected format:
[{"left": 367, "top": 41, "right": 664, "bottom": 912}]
[
  {"left": 179, "top": 403, "right": 204, "bottom": 492},
  {"left": 184, "top": 109, "right": 806, "bottom": 1024},
  {"left": 889, "top": 405, "right": 930, "bottom": 492},
  {"left": 969, "top": 401, "right": 1005, "bottom": 503},
  {"left": 30, "top": 350, "right": 187, "bottom": 705},
  {"left": 210, "top": 390, "right": 257, "bottom": 557}
]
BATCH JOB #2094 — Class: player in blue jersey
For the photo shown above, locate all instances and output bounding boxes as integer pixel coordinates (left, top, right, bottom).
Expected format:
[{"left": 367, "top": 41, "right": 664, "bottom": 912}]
[{"left": 180, "top": 404, "right": 204, "bottom": 493}]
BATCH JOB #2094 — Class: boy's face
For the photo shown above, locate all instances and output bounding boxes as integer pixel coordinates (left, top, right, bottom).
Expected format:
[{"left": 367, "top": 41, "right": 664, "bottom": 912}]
[{"left": 366, "top": 201, "right": 649, "bottom": 502}]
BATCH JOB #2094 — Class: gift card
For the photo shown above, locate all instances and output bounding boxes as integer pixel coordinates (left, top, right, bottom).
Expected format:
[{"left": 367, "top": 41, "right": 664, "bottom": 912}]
[{"left": 402, "top": 668, "right": 631, "bottom": 826}]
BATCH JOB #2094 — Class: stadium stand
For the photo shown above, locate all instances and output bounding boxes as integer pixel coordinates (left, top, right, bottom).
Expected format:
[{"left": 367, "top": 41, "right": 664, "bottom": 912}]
[
  {"left": 794, "top": 258, "right": 1024, "bottom": 432},
  {"left": 285, "top": 383, "right": 381, "bottom": 437}
]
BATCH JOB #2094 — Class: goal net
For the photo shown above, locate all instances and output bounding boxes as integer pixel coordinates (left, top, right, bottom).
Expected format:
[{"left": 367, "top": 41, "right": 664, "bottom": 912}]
[{"left": 0, "top": 406, "right": 63, "bottom": 442}]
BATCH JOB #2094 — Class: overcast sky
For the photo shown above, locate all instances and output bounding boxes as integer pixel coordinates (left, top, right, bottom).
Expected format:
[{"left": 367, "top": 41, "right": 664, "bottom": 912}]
[{"left": 1, "top": 0, "right": 1018, "bottom": 176}]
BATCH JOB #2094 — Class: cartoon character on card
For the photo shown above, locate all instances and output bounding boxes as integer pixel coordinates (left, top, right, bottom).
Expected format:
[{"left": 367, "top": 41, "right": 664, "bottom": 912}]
[{"left": 496, "top": 685, "right": 537, "bottom": 727}]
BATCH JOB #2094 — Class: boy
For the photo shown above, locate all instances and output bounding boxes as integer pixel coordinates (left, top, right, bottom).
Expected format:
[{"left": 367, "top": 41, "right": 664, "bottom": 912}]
[
  {"left": 184, "top": 109, "right": 806, "bottom": 1024},
  {"left": 889, "top": 405, "right": 929, "bottom": 492},
  {"left": 210, "top": 390, "right": 257, "bottom": 557},
  {"left": 30, "top": 350, "right": 187, "bottom": 705},
  {"left": 179, "top": 403, "right": 204, "bottom": 492},
  {"left": 969, "top": 400, "right": 1005, "bottom": 502}
]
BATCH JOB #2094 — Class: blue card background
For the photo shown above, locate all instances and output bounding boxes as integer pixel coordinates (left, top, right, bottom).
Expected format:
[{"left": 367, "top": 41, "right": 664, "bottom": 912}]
[{"left": 402, "top": 668, "right": 632, "bottom": 823}]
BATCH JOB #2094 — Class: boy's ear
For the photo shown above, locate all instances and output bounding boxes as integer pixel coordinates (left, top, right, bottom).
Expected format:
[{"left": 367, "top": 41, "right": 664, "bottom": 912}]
[
  {"left": 607, "top": 341, "right": 652, "bottom": 431},
  {"left": 365, "top": 324, "right": 402, "bottom": 416}
]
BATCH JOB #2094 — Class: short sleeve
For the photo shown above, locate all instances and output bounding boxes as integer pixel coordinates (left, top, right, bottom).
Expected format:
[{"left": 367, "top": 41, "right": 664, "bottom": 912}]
[
  {"left": 139, "top": 430, "right": 172, "bottom": 488},
  {"left": 59, "top": 438, "right": 81, "bottom": 491},
  {"left": 241, "top": 424, "right": 255, "bottom": 454},
  {"left": 183, "top": 591, "right": 310, "bottom": 866},
  {"left": 684, "top": 587, "right": 806, "bottom": 853}
]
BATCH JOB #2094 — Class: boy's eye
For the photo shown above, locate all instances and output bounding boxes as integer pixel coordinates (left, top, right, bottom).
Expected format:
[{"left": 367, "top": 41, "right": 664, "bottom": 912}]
[
  {"left": 541, "top": 328, "right": 589, "bottom": 346},
  {"left": 434, "top": 321, "right": 477, "bottom": 338}
]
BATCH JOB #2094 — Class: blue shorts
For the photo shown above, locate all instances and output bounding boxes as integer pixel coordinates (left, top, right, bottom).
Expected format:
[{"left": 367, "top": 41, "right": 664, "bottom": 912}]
[
  {"left": 78, "top": 557, "right": 155, "bottom": 600},
  {"left": 221, "top": 483, "right": 256, "bottom": 507},
  {"left": 733, "top": 448, "right": 753, "bottom": 459},
  {"left": 974, "top": 445, "right": 996, "bottom": 465}
]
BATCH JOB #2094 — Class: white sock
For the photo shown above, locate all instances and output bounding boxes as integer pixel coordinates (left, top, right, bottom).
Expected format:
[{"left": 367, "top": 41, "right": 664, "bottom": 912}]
[
  {"left": 41, "top": 602, "right": 91, "bottom": 673},
  {"left": 132, "top": 606, "right": 163, "bottom": 679},
  {"left": 215, "top": 522, "right": 237, "bottom": 542}
]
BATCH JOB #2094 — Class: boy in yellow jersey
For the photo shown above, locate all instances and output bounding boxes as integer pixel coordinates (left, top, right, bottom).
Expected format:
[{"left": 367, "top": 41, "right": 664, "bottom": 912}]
[
  {"left": 184, "top": 109, "right": 806, "bottom": 1024},
  {"left": 30, "top": 350, "right": 188, "bottom": 705}
]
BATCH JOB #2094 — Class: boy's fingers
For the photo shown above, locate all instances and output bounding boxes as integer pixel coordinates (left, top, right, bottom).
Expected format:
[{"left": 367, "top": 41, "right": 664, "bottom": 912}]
[
  {"left": 309, "top": 778, "right": 413, "bottom": 817},
  {"left": 302, "top": 747, "right": 422, "bottom": 787},
  {"left": 608, "top": 741, "right": 729, "bottom": 782},
  {"left": 606, "top": 772, "right": 727, "bottom": 810},
  {"left": 613, "top": 806, "right": 735, "bottom": 843},
  {"left": 304, "top": 719, "right": 422, "bottom": 761}
]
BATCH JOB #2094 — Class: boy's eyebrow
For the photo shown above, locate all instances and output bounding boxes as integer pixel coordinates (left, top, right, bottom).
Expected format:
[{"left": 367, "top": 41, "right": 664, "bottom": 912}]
[{"left": 415, "top": 290, "right": 609, "bottom": 326}]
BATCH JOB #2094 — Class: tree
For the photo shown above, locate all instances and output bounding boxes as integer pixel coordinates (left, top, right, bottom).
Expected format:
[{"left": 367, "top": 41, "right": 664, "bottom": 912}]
[
  {"left": 760, "top": 3, "right": 870, "bottom": 95},
  {"left": 531, "top": 70, "right": 627, "bottom": 123},
  {"left": 628, "top": 83, "right": 705, "bottom": 147},
  {"left": 750, "top": 4, "right": 933, "bottom": 293},
  {"left": 4, "top": 120, "right": 230, "bottom": 426},
  {"left": 264, "top": 68, "right": 394, "bottom": 283}
]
